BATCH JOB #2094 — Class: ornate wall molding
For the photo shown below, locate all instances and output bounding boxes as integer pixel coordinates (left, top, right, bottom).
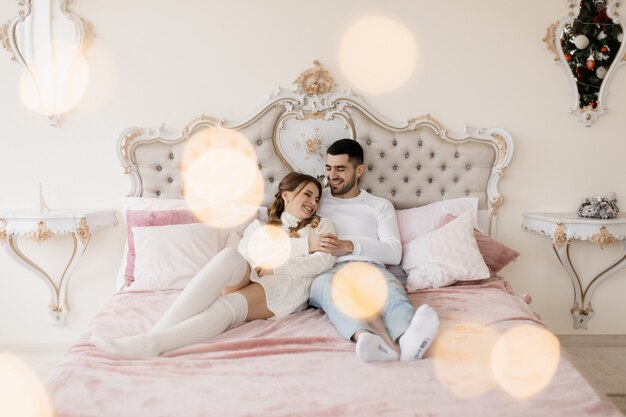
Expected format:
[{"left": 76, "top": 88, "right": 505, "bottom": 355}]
[{"left": 1, "top": 0, "right": 95, "bottom": 125}]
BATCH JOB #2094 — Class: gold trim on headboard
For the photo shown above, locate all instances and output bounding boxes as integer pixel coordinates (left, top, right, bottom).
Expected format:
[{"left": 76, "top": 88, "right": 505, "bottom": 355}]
[{"left": 295, "top": 60, "right": 334, "bottom": 95}]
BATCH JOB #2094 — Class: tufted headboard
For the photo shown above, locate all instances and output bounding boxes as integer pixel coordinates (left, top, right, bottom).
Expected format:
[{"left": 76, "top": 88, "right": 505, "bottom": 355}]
[{"left": 117, "top": 62, "right": 513, "bottom": 238}]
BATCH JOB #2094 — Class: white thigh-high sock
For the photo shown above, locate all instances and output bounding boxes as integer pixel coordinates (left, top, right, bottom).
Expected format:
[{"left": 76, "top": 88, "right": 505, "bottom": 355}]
[
  {"left": 399, "top": 304, "right": 440, "bottom": 361},
  {"left": 92, "top": 293, "right": 248, "bottom": 358},
  {"left": 151, "top": 248, "right": 250, "bottom": 332},
  {"left": 356, "top": 332, "right": 399, "bottom": 362}
]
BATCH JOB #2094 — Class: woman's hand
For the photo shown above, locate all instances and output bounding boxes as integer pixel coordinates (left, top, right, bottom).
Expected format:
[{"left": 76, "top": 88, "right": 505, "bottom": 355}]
[
  {"left": 308, "top": 233, "right": 325, "bottom": 253},
  {"left": 316, "top": 233, "right": 353, "bottom": 257},
  {"left": 255, "top": 265, "right": 273, "bottom": 277}
]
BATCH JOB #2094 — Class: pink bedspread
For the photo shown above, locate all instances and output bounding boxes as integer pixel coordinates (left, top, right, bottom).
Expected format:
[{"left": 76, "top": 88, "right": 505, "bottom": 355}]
[{"left": 47, "top": 280, "right": 622, "bottom": 417}]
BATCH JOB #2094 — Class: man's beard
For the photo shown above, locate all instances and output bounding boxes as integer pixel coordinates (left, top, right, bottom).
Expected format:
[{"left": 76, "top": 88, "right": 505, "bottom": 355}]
[{"left": 329, "top": 175, "right": 357, "bottom": 196}]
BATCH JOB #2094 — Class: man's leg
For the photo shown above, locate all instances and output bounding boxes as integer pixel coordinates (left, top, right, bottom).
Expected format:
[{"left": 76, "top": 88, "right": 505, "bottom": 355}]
[
  {"left": 309, "top": 263, "right": 373, "bottom": 340},
  {"left": 377, "top": 266, "right": 439, "bottom": 361},
  {"left": 310, "top": 263, "right": 399, "bottom": 362},
  {"left": 378, "top": 267, "right": 415, "bottom": 341}
]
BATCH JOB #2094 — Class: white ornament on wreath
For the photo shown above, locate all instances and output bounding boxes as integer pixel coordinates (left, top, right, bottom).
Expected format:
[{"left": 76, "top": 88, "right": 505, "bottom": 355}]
[
  {"left": 574, "top": 34, "right": 590, "bottom": 49},
  {"left": 596, "top": 66, "right": 607, "bottom": 79},
  {"left": 597, "top": 31, "right": 607, "bottom": 40},
  {"left": 597, "top": 52, "right": 610, "bottom": 60}
]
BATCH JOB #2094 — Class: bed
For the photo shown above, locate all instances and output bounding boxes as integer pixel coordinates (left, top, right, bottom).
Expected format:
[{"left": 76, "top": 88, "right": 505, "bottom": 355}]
[{"left": 47, "top": 62, "right": 623, "bottom": 417}]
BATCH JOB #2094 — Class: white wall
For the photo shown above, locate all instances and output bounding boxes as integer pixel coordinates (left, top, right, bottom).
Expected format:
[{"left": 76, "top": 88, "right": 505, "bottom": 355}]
[{"left": 1, "top": 0, "right": 625, "bottom": 344}]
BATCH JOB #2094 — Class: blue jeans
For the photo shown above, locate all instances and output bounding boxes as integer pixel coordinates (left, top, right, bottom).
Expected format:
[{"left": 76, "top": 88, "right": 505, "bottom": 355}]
[{"left": 309, "top": 261, "right": 415, "bottom": 341}]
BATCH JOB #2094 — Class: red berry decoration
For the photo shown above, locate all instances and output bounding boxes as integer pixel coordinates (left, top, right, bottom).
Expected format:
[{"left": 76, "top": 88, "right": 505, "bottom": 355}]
[
  {"left": 565, "top": 53, "right": 573, "bottom": 62},
  {"left": 601, "top": 46, "right": 608, "bottom": 53},
  {"left": 586, "top": 54, "right": 596, "bottom": 70},
  {"left": 589, "top": 100, "right": 597, "bottom": 108}
]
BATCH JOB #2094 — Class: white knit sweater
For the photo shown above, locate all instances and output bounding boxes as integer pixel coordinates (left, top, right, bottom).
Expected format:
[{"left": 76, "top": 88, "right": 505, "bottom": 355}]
[
  {"left": 317, "top": 187, "right": 402, "bottom": 266},
  {"left": 237, "top": 212, "right": 336, "bottom": 317}
]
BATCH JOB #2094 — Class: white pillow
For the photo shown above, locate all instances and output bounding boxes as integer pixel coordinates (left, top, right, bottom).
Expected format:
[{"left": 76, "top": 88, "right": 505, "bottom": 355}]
[
  {"left": 130, "top": 223, "right": 220, "bottom": 290},
  {"left": 395, "top": 197, "right": 479, "bottom": 245},
  {"left": 115, "top": 196, "right": 265, "bottom": 290},
  {"left": 115, "top": 197, "right": 197, "bottom": 290},
  {"left": 401, "top": 211, "right": 489, "bottom": 291}
]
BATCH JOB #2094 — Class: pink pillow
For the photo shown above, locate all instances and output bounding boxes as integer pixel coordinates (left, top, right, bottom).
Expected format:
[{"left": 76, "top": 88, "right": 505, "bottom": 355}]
[
  {"left": 439, "top": 214, "right": 519, "bottom": 274},
  {"left": 396, "top": 197, "right": 479, "bottom": 245},
  {"left": 124, "top": 210, "right": 196, "bottom": 286}
]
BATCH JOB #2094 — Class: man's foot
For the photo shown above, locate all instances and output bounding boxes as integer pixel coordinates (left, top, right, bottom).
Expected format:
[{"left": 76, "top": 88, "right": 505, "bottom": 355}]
[
  {"left": 399, "top": 304, "right": 439, "bottom": 361},
  {"left": 356, "top": 332, "right": 399, "bottom": 362}
]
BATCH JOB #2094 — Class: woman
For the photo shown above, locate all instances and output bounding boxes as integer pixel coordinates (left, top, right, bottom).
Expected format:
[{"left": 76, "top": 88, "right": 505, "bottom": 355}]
[{"left": 92, "top": 172, "right": 335, "bottom": 358}]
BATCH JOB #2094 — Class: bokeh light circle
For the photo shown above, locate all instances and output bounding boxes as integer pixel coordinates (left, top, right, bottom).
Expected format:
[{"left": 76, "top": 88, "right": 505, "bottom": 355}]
[
  {"left": 339, "top": 16, "right": 417, "bottom": 94},
  {"left": 0, "top": 353, "right": 53, "bottom": 417},
  {"left": 19, "top": 40, "right": 90, "bottom": 116},
  {"left": 432, "top": 324, "right": 499, "bottom": 398},
  {"left": 245, "top": 224, "right": 292, "bottom": 270},
  {"left": 331, "top": 262, "right": 388, "bottom": 320},
  {"left": 182, "top": 127, "right": 263, "bottom": 229},
  {"left": 491, "top": 325, "right": 560, "bottom": 399}
]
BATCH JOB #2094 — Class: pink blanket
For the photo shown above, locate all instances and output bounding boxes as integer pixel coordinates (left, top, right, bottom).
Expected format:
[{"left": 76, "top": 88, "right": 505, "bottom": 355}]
[{"left": 47, "top": 281, "right": 622, "bottom": 417}]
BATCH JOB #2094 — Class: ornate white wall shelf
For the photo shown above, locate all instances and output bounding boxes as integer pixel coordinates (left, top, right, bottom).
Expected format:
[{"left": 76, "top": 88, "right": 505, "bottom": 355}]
[
  {"left": 522, "top": 212, "right": 626, "bottom": 329},
  {"left": 0, "top": 209, "right": 117, "bottom": 327}
]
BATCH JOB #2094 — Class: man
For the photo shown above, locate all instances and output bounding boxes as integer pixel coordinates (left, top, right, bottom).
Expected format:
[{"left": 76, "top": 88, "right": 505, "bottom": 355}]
[{"left": 309, "top": 139, "right": 439, "bottom": 362}]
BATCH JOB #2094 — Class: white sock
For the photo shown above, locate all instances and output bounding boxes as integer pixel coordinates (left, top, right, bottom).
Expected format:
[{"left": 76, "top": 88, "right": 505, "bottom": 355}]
[
  {"left": 91, "top": 293, "right": 248, "bottom": 358},
  {"left": 151, "top": 248, "right": 249, "bottom": 331},
  {"left": 399, "top": 304, "right": 439, "bottom": 361},
  {"left": 356, "top": 332, "right": 399, "bottom": 362}
]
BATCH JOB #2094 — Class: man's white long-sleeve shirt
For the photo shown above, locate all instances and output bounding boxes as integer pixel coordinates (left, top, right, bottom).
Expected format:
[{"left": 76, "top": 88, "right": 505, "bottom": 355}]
[{"left": 318, "top": 187, "right": 402, "bottom": 265}]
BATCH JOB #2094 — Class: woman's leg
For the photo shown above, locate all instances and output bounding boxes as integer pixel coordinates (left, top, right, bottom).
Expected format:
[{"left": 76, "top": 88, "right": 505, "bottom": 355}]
[
  {"left": 92, "top": 291, "right": 249, "bottom": 358},
  {"left": 151, "top": 248, "right": 251, "bottom": 332},
  {"left": 92, "top": 283, "right": 274, "bottom": 358},
  {"left": 236, "top": 282, "right": 273, "bottom": 320}
]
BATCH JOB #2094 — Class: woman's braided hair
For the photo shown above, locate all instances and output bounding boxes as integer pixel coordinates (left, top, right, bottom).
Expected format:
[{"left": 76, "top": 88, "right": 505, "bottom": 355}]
[{"left": 267, "top": 172, "right": 322, "bottom": 237}]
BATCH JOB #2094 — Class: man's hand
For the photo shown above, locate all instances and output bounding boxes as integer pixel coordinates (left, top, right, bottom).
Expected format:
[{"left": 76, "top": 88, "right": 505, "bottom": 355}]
[
  {"left": 316, "top": 233, "right": 353, "bottom": 257},
  {"left": 255, "top": 265, "right": 273, "bottom": 277}
]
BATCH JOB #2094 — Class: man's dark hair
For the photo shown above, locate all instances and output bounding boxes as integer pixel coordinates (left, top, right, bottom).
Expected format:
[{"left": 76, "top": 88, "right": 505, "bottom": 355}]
[{"left": 327, "top": 138, "right": 364, "bottom": 166}]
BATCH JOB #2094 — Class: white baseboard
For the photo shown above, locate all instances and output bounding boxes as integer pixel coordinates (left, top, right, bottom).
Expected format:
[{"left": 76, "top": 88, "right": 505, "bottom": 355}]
[{"left": 0, "top": 342, "right": 72, "bottom": 354}]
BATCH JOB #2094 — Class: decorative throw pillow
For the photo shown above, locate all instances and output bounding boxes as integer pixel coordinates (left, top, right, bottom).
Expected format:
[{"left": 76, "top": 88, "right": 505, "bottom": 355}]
[
  {"left": 401, "top": 211, "right": 490, "bottom": 291},
  {"left": 117, "top": 197, "right": 261, "bottom": 289},
  {"left": 395, "top": 197, "right": 479, "bottom": 245},
  {"left": 123, "top": 209, "right": 195, "bottom": 286},
  {"left": 439, "top": 214, "right": 520, "bottom": 274},
  {"left": 130, "top": 223, "right": 220, "bottom": 290}
]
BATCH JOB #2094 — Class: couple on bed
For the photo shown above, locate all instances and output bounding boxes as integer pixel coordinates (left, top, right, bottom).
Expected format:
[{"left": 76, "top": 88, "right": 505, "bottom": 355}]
[{"left": 93, "top": 139, "right": 439, "bottom": 363}]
